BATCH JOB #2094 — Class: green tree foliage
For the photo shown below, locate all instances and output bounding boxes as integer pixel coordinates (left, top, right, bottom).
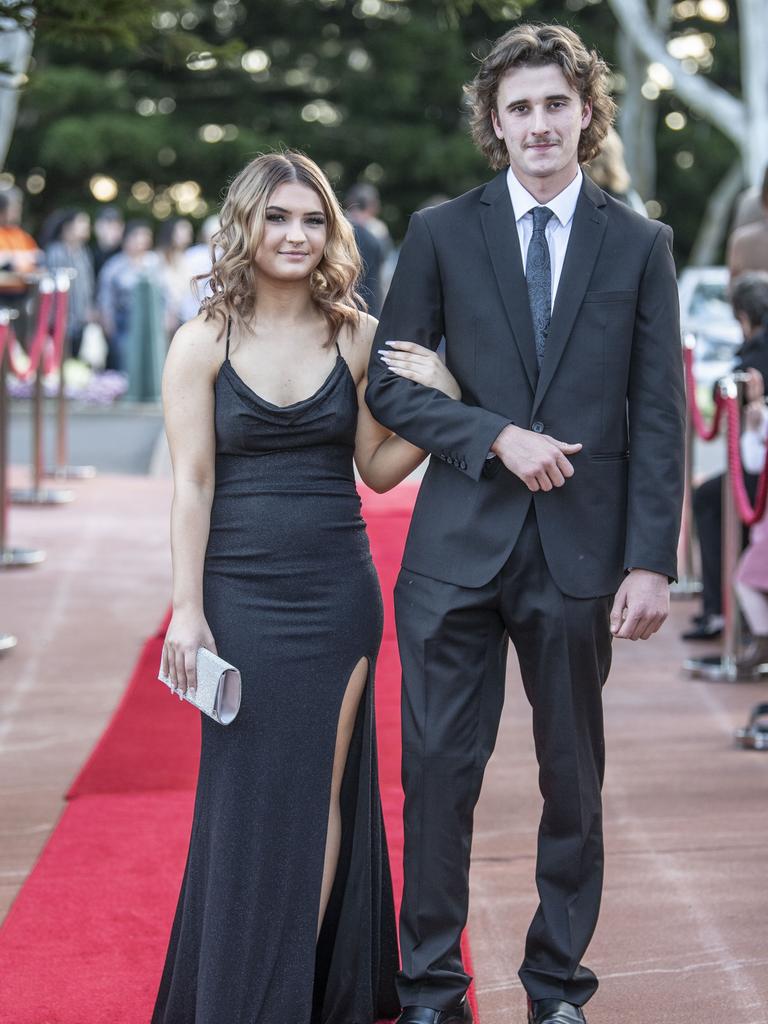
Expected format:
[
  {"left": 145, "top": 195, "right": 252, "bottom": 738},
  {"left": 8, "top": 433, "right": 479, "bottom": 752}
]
[
  {"left": 4, "top": 0, "right": 741, "bottom": 262},
  {"left": 0, "top": 0, "right": 200, "bottom": 50}
]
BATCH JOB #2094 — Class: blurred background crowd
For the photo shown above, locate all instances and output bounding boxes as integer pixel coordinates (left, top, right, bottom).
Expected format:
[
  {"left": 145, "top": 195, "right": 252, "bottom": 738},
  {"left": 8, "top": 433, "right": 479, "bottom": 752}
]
[
  {"left": 2, "top": 0, "right": 768, "bottom": 679},
  {"left": 0, "top": 0, "right": 764, "bottom": 398}
]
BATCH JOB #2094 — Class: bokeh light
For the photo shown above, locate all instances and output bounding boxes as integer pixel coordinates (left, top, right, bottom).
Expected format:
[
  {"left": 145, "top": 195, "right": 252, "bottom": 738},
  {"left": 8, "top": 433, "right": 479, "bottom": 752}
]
[{"left": 90, "top": 175, "right": 119, "bottom": 202}]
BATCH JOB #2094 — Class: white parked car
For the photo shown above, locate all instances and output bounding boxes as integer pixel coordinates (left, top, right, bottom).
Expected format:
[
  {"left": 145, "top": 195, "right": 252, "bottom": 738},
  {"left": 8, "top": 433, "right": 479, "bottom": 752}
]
[{"left": 678, "top": 266, "right": 742, "bottom": 393}]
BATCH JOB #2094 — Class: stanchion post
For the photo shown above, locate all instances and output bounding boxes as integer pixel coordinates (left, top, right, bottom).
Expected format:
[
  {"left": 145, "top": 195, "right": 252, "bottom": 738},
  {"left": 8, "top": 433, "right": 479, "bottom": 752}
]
[
  {"left": 672, "top": 333, "right": 703, "bottom": 598},
  {"left": 720, "top": 375, "right": 746, "bottom": 676},
  {"left": 10, "top": 276, "right": 74, "bottom": 506},
  {"left": 685, "top": 373, "right": 752, "bottom": 681},
  {"left": 0, "top": 305, "right": 45, "bottom": 572}
]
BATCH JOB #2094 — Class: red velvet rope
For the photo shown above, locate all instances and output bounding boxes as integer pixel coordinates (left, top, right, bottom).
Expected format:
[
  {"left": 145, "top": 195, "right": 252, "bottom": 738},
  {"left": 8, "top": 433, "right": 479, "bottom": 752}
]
[
  {"left": 683, "top": 341, "right": 724, "bottom": 441},
  {"left": 724, "top": 393, "right": 768, "bottom": 526},
  {"left": 44, "top": 284, "right": 69, "bottom": 375},
  {"left": 0, "top": 321, "right": 10, "bottom": 362},
  {"left": 5, "top": 289, "right": 55, "bottom": 381}
]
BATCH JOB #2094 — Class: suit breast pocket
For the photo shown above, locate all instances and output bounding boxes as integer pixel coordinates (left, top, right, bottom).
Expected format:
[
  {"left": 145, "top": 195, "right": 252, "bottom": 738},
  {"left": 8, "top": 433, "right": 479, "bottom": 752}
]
[{"left": 582, "top": 290, "right": 637, "bottom": 304}]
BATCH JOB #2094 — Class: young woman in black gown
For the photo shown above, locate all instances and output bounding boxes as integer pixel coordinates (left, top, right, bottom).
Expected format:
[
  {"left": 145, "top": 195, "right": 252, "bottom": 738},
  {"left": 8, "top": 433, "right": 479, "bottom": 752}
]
[{"left": 153, "top": 152, "right": 460, "bottom": 1024}]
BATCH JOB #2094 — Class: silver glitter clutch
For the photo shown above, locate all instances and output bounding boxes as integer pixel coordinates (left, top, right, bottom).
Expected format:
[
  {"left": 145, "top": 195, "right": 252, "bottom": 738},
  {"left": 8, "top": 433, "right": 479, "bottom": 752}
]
[{"left": 157, "top": 647, "right": 242, "bottom": 725}]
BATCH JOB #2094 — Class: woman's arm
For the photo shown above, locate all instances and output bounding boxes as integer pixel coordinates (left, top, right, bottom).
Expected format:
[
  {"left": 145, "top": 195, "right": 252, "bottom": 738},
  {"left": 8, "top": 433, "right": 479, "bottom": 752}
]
[
  {"left": 351, "top": 317, "right": 461, "bottom": 493},
  {"left": 161, "top": 316, "right": 221, "bottom": 694}
]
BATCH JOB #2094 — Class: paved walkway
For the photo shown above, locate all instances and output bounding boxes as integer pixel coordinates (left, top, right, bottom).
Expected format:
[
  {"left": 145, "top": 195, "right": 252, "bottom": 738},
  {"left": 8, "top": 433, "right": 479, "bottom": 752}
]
[
  {"left": 1, "top": 471, "right": 766, "bottom": 1023},
  {"left": 0, "top": 472, "right": 171, "bottom": 921}
]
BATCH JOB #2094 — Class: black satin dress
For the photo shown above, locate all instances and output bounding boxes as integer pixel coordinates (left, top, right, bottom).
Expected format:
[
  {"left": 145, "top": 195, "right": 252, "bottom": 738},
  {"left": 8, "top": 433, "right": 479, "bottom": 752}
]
[{"left": 151, "top": 322, "right": 399, "bottom": 1024}]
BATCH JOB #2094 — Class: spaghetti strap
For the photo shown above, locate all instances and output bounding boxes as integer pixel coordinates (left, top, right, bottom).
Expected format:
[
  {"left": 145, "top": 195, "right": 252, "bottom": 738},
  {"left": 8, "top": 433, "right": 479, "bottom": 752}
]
[
  {"left": 334, "top": 338, "right": 341, "bottom": 356},
  {"left": 225, "top": 317, "right": 232, "bottom": 360}
]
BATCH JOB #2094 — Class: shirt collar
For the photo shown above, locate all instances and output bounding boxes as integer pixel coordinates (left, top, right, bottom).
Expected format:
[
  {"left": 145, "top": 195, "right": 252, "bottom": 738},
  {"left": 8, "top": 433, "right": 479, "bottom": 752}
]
[{"left": 505, "top": 167, "right": 583, "bottom": 228}]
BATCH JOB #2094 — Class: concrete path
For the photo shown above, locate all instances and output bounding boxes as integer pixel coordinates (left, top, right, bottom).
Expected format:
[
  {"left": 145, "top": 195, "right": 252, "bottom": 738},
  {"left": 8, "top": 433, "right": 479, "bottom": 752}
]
[
  {"left": 0, "top": 471, "right": 171, "bottom": 921},
  {"left": 472, "top": 594, "right": 768, "bottom": 1023},
  {"left": 1, "top": 471, "right": 766, "bottom": 1023}
]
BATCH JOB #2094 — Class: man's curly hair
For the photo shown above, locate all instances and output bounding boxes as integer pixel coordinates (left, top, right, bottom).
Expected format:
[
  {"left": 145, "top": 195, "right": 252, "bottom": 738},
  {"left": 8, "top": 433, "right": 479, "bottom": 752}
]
[{"left": 464, "top": 23, "right": 616, "bottom": 169}]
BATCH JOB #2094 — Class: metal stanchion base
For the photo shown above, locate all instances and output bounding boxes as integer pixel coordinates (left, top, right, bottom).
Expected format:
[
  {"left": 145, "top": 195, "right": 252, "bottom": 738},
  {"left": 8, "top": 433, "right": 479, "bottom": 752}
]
[
  {"left": 735, "top": 703, "right": 768, "bottom": 749},
  {"left": 10, "top": 486, "right": 75, "bottom": 505},
  {"left": 46, "top": 464, "right": 97, "bottom": 480},
  {"left": 683, "top": 654, "right": 768, "bottom": 682},
  {"left": 1, "top": 545, "right": 46, "bottom": 567},
  {"left": 0, "top": 632, "right": 17, "bottom": 652},
  {"left": 671, "top": 577, "right": 703, "bottom": 599}
]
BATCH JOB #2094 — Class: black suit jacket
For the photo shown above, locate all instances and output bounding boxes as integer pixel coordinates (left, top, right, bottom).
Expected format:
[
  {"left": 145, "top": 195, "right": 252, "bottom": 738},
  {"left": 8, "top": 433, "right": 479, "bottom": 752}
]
[{"left": 365, "top": 172, "right": 686, "bottom": 598}]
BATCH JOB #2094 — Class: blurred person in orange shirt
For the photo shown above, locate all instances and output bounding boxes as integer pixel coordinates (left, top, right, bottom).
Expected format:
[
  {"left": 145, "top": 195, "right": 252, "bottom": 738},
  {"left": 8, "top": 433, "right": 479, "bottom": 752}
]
[{"left": 0, "top": 187, "right": 41, "bottom": 275}]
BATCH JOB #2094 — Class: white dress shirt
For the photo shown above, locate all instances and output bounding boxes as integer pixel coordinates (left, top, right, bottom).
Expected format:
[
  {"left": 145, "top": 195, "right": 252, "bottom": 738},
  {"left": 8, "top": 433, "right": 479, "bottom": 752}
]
[
  {"left": 741, "top": 404, "right": 768, "bottom": 475},
  {"left": 506, "top": 167, "right": 583, "bottom": 310}
]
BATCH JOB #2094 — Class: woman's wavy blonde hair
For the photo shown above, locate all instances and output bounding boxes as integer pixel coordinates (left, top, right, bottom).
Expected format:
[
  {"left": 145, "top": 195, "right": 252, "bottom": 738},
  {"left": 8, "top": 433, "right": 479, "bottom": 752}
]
[
  {"left": 464, "top": 23, "right": 616, "bottom": 169},
  {"left": 199, "top": 151, "right": 362, "bottom": 345}
]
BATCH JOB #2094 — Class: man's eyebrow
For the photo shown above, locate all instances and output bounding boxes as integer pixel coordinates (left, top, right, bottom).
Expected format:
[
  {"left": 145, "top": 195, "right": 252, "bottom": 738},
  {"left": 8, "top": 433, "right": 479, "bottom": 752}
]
[{"left": 505, "top": 93, "right": 572, "bottom": 107}]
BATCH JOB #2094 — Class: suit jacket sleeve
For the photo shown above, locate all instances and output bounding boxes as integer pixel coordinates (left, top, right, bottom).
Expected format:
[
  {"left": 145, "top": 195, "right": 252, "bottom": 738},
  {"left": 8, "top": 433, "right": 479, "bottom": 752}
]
[
  {"left": 624, "top": 224, "right": 686, "bottom": 580},
  {"left": 365, "top": 210, "right": 510, "bottom": 483}
]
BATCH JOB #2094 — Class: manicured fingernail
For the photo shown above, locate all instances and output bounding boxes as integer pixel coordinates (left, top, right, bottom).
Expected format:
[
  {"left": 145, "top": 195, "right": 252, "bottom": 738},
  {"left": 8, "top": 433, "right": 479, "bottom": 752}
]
[{"left": 385, "top": 340, "right": 397, "bottom": 346}]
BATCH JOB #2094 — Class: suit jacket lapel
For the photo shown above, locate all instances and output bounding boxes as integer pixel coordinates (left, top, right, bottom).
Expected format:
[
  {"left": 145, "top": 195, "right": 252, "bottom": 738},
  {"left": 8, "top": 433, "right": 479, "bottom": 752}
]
[
  {"left": 479, "top": 173, "right": 538, "bottom": 394},
  {"left": 532, "top": 176, "right": 608, "bottom": 416}
]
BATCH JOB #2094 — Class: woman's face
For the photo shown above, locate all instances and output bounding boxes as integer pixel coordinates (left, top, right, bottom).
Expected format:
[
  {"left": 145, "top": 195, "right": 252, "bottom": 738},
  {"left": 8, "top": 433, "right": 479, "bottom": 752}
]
[
  {"left": 62, "top": 213, "right": 90, "bottom": 244},
  {"left": 253, "top": 181, "right": 328, "bottom": 283}
]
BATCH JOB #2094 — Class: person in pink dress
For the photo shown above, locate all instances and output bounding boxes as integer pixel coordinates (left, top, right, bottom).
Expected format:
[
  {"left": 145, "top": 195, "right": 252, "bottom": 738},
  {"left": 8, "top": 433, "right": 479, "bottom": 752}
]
[{"left": 732, "top": 274, "right": 768, "bottom": 671}]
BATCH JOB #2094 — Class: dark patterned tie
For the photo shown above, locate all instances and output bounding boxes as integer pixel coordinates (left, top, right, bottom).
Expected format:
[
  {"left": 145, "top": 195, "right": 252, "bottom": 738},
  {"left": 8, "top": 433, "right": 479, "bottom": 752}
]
[{"left": 525, "top": 206, "right": 554, "bottom": 369}]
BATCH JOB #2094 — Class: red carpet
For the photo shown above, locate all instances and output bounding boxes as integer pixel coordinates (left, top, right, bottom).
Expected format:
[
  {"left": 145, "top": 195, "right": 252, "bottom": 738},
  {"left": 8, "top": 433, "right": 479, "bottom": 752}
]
[{"left": 0, "top": 484, "right": 477, "bottom": 1023}]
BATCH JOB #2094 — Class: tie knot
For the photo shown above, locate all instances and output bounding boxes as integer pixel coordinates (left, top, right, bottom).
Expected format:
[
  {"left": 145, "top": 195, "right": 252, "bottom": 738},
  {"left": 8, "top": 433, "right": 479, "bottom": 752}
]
[{"left": 531, "top": 206, "right": 554, "bottom": 233}]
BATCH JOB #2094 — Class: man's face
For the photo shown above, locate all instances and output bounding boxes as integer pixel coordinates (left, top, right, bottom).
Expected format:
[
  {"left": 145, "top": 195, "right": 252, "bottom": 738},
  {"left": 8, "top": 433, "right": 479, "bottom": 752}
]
[{"left": 491, "top": 63, "right": 592, "bottom": 190}]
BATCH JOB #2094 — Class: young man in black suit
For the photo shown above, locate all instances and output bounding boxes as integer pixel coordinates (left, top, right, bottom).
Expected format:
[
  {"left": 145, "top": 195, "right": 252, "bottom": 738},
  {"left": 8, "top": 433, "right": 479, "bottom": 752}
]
[{"left": 366, "top": 23, "right": 685, "bottom": 1024}]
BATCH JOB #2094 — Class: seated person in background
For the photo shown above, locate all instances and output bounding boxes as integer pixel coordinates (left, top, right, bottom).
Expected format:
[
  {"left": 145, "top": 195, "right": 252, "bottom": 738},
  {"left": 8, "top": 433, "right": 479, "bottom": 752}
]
[
  {"left": 735, "top": 372, "right": 768, "bottom": 671},
  {"left": 685, "top": 272, "right": 768, "bottom": 640}
]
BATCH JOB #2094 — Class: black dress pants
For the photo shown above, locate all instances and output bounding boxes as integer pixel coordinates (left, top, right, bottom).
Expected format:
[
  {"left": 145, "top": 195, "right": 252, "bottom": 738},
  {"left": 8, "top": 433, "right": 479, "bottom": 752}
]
[
  {"left": 693, "top": 471, "right": 757, "bottom": 618},
  {"left": 394, "top": 506, "right": 613, "bottom": 1009}
]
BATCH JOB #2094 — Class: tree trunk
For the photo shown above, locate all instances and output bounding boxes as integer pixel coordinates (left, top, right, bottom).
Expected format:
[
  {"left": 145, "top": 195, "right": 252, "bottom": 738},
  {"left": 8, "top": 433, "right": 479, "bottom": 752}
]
[
  {"left": 618, "top": 29, "right": 656, "bottom": 200},
  {"left": 0, "top": 19, "right": 34, "bottom": 170},
  {"left": 737, "top": 0, "right": 768, "bottom": 185},
  {"left": 688, "top": 159, "right": 744, "bottom": 266},
  {"left": 605, "top": 0, "right": 746, "bottom": 147}
]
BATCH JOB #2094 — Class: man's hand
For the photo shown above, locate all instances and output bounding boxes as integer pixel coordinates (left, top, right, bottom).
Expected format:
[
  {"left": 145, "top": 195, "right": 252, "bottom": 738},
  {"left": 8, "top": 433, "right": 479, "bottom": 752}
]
[
  {"left": 490, "top": 423, "right": 582, "bottom": 492},
  {"left": 610, "top": 569, "right": 669, "bottom": 641}
]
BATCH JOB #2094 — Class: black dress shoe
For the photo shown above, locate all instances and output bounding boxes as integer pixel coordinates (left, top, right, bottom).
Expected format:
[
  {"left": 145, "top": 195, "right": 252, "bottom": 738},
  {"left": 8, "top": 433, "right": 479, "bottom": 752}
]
[
  {"left": 397, "top": 997, "right": 473, "bottom": 1024},
  {"left": 681, "top": 613, "right": 724, "bottom": 640},
  {"left": 527, "top": 997, "right": 586, "bottom": 1024}
]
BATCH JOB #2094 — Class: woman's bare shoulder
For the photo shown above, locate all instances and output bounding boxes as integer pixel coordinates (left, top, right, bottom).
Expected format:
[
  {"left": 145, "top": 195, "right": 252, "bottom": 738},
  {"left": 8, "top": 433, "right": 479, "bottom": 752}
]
[
  {"left": 340, "top": 313, "right": 378, "bottom": 380},
  {"left": 166, "top": 313, "right": 228, "bottom": 379}
]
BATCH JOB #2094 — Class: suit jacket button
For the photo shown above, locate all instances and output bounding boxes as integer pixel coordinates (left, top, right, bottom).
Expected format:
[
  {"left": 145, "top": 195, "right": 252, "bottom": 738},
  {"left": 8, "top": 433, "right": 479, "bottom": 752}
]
[
  {"left": 532, "top": 421, "right": 544, "bottom": 433},
  {"left": 460, "top": 460, "right": 467, "bottom": 470}
]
